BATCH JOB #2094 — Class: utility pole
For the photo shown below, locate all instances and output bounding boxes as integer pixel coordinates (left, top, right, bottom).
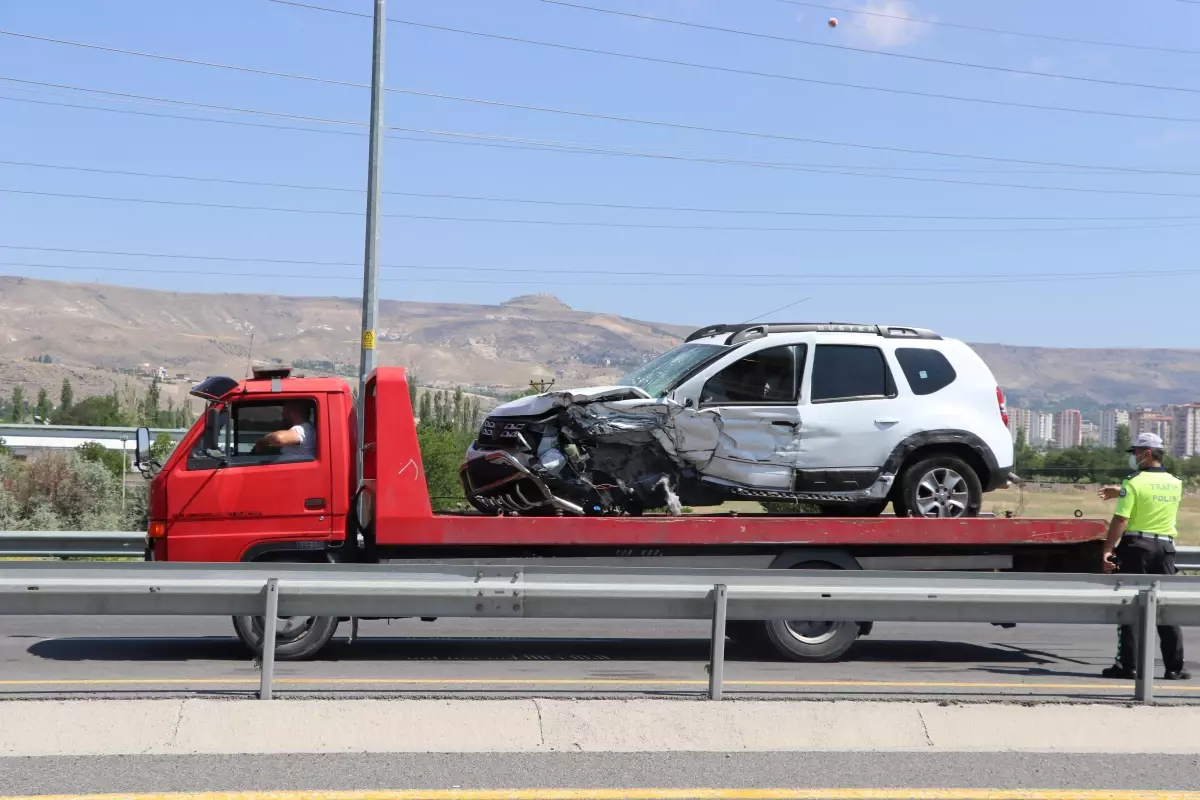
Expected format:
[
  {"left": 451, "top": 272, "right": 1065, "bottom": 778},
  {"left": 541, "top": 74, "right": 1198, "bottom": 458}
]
[{"left": 356, "top": 0, "right": 387, "bottom": 456}]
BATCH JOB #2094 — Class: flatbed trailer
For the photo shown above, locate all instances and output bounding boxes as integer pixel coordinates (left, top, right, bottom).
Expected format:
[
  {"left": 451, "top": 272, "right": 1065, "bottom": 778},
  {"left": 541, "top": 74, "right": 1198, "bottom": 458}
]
[{"left": 136, "top": 368, "right": 1108, "bottom": 661}]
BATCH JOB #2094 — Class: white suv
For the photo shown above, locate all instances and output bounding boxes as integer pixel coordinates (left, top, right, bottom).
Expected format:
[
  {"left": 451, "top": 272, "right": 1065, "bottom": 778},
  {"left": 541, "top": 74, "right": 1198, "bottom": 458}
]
[{"left": 460, "top": 322, "right": 1014, "bottom": 518}]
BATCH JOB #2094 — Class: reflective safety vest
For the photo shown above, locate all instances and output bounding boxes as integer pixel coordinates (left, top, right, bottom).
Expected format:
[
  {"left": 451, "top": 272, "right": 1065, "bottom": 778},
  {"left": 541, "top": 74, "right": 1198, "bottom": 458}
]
[{"left": 1115, "top": 466, "right": 1183, "bottom": 537}]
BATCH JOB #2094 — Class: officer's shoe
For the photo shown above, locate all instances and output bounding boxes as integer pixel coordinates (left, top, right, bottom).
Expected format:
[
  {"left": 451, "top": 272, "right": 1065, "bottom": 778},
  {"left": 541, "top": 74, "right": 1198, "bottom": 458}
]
[
  {"left": 1164, "top": 669, "right": 1192, "bottom": 681},
  {"left": 1102, "top": 665, "right": 1138, "bottom": 680}
]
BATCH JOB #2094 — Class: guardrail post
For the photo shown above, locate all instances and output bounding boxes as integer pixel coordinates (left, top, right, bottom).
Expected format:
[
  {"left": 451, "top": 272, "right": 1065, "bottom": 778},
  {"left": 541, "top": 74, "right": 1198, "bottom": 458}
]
[
  {"left": 708, "top": 583, "right": 728, "bottom": 701},
  {"left": 259, "top": 578, "right": 279, "bottom": 701},
  {"left": 1134, "top": 581, "right": 1159, "bottom": 704}
]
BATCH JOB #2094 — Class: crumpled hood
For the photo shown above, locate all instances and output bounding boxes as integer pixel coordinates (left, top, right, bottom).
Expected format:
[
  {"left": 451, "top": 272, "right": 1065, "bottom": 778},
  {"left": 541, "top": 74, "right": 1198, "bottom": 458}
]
[{"left": 487, "top": 385, "right": 653, "bottom": 417}]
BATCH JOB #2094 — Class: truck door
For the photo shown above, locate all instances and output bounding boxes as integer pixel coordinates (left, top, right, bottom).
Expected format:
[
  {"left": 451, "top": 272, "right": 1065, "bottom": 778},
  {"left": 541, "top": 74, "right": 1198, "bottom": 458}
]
[
  {"left": 166, "top": 396, "right": 333, "bottom": 560},
  {"left": 674, "top": 343, "right": 804, "bottom": 490}
]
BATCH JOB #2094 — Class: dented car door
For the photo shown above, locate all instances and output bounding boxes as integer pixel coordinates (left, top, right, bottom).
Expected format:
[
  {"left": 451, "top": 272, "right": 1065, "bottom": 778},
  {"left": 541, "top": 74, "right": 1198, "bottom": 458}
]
[{"left": 671, "top": 342, "right": 806, "bottom": 490}]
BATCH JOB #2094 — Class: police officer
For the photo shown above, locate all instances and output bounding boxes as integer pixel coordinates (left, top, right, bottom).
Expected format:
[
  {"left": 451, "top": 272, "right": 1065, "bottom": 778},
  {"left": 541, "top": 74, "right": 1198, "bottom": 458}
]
[{"left": 1097, "top": 432, "right": 1190, "bottom": 680}]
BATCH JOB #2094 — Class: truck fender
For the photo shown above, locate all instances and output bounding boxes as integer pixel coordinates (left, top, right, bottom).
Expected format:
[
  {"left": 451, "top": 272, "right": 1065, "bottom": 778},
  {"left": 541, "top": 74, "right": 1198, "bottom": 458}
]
[
  {"left": 766, "top": 549, "right": 870, "bottom": 634},
  {"left": 767, "top": 548, "right": 862, "bottom": 571}
]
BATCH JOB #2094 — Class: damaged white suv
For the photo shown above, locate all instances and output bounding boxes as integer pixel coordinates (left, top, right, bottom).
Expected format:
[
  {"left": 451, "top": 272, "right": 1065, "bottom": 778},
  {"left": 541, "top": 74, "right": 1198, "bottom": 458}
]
[{"left": 459, "top": 322, "right": 1014, "bottom": 518}]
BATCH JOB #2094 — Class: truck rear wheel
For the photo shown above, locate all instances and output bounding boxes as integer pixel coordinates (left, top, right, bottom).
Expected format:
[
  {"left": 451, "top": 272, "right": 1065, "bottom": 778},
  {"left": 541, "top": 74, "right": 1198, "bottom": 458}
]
[
  {"left": 232, "top": 613, "right": 339, "bottom": 661},
  {"left": 763, "top": 560, "right": 860, "bottom": 662}
]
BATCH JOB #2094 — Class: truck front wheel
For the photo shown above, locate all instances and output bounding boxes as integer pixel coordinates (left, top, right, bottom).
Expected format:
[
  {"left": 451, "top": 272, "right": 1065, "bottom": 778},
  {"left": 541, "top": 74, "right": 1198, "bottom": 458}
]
[{"left": 232, "top": 613, "right": 339, "bottom": 661}]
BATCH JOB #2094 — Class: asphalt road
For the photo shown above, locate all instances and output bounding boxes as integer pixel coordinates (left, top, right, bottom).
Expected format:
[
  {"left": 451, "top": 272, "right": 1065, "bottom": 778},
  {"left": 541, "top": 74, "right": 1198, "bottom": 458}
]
[
  {"left": 4, "top": 752, "right": 1200, "bottom": 796},
  {"left": 0, "top": 616, "right": 1196, "bottom": 701}
]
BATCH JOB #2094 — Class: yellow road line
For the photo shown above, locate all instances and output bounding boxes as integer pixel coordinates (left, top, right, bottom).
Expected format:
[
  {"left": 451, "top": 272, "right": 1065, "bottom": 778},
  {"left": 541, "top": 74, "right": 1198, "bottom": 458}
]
[
  {"left": 0, "top": 677, "right": 1196, "bottom": 692},
  {"left": 7, "top": 790, "right": 1200, "bottom": 800}
]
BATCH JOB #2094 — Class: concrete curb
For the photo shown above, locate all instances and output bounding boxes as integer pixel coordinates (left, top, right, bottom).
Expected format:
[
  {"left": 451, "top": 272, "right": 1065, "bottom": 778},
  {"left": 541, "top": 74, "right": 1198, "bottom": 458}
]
[{"left": 2, "top": 699, "right": 1199, "bottom": 757}]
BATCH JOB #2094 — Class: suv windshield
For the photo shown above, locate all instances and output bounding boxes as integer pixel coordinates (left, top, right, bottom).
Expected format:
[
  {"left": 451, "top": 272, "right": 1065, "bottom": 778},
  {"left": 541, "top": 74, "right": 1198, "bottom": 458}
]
[{"left": 618, "top": 342, "right": 729, "bottom": 397}]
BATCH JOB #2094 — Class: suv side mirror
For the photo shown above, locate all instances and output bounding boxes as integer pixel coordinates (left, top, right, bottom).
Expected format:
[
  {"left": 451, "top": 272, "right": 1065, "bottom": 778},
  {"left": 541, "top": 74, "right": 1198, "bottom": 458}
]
[{"left": 133, "top": 427, "right": 151, "bottom": 471}]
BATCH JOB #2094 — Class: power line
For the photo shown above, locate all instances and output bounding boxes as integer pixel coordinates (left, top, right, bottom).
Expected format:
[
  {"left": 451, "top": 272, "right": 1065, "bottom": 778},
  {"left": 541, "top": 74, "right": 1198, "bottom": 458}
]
[
  {"left": 10, "top": 158, "right": 1200, "bottom": 221},
  {"left": 0, "top": 95, "right": 1143, "bottom": 177},
  {"left": 4, "top": 257, "right": 1200, "bottom": 287},
  {"left": 10, "top": 74, "right": 1200, "bottom": 181},
  {"left": 11, "top": 186, "right": 1200, "bottom": 230},
  {"left": 14, "top": 21, "right": 1200, "bottom": 128},
  {"left": 767, "top": 0, "right": 1200, "bottom": 56},
  {"left": 530, "top": 0, "right": 1200, "bottom": 96},
  {"left": 9, "top": 243, "right": 1200, "bottom": 281},
  {"left": 12, "top": 90, "right": 1200, "bottom": 201}
]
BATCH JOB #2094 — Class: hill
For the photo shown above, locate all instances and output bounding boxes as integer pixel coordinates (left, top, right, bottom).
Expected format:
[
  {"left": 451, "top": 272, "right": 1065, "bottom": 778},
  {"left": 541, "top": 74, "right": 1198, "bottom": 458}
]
[{"left": 1, "top": 276, "right": 1198, "bottom": 410}]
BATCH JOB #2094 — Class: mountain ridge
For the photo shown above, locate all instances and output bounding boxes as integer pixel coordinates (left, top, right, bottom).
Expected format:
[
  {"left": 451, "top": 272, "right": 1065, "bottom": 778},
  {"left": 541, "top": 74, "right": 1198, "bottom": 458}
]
[{"left": 1, "top": 276, "right": 1198, "bottom": 409}]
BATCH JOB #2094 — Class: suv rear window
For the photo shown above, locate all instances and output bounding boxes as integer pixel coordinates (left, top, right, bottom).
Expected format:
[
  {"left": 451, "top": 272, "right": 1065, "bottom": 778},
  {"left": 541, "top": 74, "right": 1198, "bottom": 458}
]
[
  {"left": 810, "top": 345, "right": 896, "bottom": 402},
  {"left": 895, "top": 347, "right": 957, "bottom": 395}
]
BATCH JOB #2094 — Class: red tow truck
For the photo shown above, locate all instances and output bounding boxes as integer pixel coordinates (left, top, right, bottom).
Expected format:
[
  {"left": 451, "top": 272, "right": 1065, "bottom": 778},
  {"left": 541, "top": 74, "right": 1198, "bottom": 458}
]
[{"left": 134, "top": 366, "right": 1108, "bottom": 661}]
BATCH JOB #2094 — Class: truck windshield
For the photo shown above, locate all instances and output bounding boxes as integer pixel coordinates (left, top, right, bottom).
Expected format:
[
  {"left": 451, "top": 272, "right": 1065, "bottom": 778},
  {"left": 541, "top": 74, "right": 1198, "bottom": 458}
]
[{"left": 618, "top": 343, "right": 730, "bottom": 397}]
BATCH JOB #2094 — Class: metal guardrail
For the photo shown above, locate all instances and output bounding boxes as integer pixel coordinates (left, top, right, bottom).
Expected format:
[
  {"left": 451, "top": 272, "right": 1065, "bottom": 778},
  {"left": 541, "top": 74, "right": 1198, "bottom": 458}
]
[
  {"left": 0, "top": 532, "right": 146, "bottom": 558},
  {"left": 1178, "top": 546, "right": 1200, "bottom": 571},
  {"left": 0, "top": 424, "right": 186, "bottom": 441},
  {"left": 0, "top": 561, "right": 1197, "bottom": 703}
]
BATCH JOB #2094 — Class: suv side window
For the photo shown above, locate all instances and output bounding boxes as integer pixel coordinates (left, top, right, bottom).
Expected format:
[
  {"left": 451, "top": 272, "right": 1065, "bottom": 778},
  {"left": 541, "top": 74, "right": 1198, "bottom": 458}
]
[
  {"left": 810, "top": 344, "right": 896, "bottom": 402},
  {"left": 895, "top": 347, "right": 957, "bottom": 395},
  {"left": 700, "top": 345, "right": 804, "bottom": 405},
  {"left": 187, "top": 399, "right": 317, "bottom": 470}
]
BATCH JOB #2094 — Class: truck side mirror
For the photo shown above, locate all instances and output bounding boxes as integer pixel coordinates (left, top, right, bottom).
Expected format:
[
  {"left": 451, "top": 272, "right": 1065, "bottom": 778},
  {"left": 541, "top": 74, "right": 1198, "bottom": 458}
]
[
  {"left": 134, "top": 427, "right": 151, "bottom": 470},
  {"left": 202, "top": 406, "right": 226, "bottom": 461}
]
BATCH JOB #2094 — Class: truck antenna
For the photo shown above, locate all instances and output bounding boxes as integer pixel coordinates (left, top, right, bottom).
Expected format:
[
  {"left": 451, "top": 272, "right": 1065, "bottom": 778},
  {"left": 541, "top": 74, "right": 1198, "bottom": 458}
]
[{"left": 244, "top": 332, "right": 255, "bottom": 379}]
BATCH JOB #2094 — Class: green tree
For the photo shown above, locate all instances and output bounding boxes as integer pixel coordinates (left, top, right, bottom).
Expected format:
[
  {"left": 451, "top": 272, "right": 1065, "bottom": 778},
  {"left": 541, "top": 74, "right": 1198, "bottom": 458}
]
[
  {"left": 1114, "top": 423, "right": 1131, "bottom": 454},
  {"left": 418, "top": 391, "right": 432, "bottom": 424},
  {"left": 151, "top": 433, "right": 175, "bottom": 463},
  {"left": 59, "top": 378, "right": 74, "bottom": 412},
  {"left": 144, "top": 377, "right": 162, "bottom": 426},
  {"left": 76, "top": 442, "right": 128, "bottom": 480},
  {"left": 9, "top": 386, "right": 26, "bottom": 422},
  {"left": 52, "top": 394, "right": 126, "bottom": 426},
  {"left": 34, "top": 387, "right": 52, "bottom": 421}
]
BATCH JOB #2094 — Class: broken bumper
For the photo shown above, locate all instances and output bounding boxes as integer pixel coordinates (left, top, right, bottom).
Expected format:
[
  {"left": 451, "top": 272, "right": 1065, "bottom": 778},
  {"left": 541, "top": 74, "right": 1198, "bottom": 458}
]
[{"left": 459, "top": 444, "right": 584, "bottom": 515}]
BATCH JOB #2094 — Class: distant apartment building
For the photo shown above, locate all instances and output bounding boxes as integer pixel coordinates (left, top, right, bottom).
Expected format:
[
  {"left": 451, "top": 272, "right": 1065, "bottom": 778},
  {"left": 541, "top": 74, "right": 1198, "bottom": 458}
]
[
  {"left": 1007, "top": 407, "right": 1032, "bottom": 443},
  {"left": 1028, "top": 412, "right": 1055, "bottom": 448},
  {"left": 1053, "top": 409, "right": 1083, "bottom": 449},
  {"left": 1173, "top": 403, "right": 1200, "bottom": 458},
  {"left": 1100, "top": 409, "right": 1130, "bottom": 449},
  {"left": 1081, "top": 420, "right": 1100, "bottom": 447},
  {"left": 1130, "top": 409, "right": 1174, "bottom": 453}
]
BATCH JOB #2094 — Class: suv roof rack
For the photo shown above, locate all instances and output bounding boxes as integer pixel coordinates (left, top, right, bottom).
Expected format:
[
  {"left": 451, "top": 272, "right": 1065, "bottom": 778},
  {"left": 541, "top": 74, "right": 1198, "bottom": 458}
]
[{"left": 685, "top": 323, "right": 942, "bottom": 344}]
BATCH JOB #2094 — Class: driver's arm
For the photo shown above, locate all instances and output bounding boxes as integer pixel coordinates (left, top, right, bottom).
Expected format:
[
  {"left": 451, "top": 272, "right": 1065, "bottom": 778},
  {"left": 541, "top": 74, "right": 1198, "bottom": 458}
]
[{"left": 254, "top": 427, "right": 302, "bottom": 451}]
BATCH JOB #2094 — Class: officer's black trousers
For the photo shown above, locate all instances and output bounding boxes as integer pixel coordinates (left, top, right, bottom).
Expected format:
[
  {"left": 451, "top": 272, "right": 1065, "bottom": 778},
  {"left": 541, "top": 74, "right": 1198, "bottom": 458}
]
[{"left": 1115, "top": 536, "right": 1185, "bottom": 674}]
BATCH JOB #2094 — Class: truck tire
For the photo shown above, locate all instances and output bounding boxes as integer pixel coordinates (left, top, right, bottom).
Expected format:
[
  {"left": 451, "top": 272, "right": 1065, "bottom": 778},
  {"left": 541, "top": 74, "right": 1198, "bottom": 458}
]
[
  {"left": 892, "top": 455, "right": 982, "bottom": 519},
  {"left": 232, "top": 613, "right": 339, "bottom": 661},
  {"left": 763, "top": 560, "right": 860, "bottom": 662}
]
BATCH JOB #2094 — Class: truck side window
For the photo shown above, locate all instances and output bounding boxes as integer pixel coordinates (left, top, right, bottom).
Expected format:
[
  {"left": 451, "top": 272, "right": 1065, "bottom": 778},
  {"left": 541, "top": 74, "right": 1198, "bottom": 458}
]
[
  {"left": 231, "top": 400, "right": 318, "bottom": 464},
  {"left": 185, "top": 400, "right": 317, "bottom": 471},
  {"left": 700, "top": 345, "right": 804, "bottom": 405}
]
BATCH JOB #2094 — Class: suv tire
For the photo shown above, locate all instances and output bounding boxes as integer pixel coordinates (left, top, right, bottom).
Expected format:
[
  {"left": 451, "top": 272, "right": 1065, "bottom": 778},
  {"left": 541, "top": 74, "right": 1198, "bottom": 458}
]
[{"left": 893, "top": 455, "right": 982, "bottom": 518}]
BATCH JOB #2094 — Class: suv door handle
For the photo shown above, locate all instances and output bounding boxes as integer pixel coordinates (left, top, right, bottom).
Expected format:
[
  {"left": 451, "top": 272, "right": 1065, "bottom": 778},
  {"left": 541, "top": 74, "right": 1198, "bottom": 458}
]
[
  {"left": 304, "top": 498, "right": 327, "bottom": 510},
  {"left": 874, "top": 418, "right": 899, "bottom": 425}
]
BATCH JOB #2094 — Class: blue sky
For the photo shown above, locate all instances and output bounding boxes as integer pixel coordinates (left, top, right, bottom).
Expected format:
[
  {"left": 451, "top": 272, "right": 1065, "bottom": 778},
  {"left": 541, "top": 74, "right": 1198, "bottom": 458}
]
[{"left": 1, "top": 0, "right": 1198, "bottom": 348}]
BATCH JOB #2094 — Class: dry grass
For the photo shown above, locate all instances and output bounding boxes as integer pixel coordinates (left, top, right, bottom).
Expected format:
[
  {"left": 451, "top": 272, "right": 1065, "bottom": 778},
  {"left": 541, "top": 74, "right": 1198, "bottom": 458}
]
[{"left": 987, "top": 487, "right": 1200, "bottom": 546}]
